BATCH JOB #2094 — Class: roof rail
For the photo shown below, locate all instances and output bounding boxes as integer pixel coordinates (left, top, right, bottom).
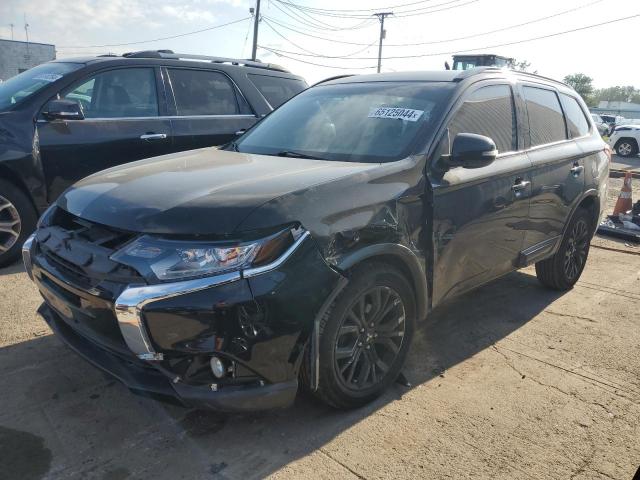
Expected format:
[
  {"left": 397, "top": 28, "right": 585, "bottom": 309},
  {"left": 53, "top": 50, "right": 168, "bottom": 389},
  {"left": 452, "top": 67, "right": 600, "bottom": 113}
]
[
  {"left": 453, "top": 66, "right": 568, "bottom": 88},
  {"left": 312, "top": 74, "right": 355, "bottom": 87},
  {"left": 121, "top": 50, "right": 290, "bottom": 73}
]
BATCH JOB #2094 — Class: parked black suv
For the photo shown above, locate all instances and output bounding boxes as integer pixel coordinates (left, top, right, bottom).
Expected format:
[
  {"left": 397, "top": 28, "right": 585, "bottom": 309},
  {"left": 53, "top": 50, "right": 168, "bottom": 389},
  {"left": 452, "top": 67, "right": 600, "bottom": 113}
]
[
  {"left": 24, "top": 68, "right": 609, "bottom": 411},
  {"left": 0, "top": 50, "right": 306, "bottom": 266}
]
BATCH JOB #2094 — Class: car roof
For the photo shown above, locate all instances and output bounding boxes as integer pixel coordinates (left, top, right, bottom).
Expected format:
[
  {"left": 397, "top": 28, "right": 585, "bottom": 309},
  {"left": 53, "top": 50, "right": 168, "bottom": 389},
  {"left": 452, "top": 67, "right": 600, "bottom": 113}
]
[
  {"left": 51, "top": 54, "right": 305, "bottom": 80},
  {"left": 319, "top": 67, "right": 570, "bottom": 91}
]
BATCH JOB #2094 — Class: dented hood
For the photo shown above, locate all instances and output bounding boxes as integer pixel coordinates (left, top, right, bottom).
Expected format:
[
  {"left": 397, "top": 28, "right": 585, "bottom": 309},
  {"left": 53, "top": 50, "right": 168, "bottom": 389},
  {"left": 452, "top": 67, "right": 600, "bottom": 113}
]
[{"left": 57, "top": 147, "right": 378, "bottom": 235}]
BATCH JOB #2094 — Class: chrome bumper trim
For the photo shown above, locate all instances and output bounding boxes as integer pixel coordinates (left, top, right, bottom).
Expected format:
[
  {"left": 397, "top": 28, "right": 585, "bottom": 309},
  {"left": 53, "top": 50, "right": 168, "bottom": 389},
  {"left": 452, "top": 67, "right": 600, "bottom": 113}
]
[
  {"left": 114, "top": 231, "right": 311, "bottom": 360},
  {"left": 22, "top": 233, "right": 36, "bottom": 281},
  {"left": 114, "top": 271, "right": 241, "bottom": 360}
]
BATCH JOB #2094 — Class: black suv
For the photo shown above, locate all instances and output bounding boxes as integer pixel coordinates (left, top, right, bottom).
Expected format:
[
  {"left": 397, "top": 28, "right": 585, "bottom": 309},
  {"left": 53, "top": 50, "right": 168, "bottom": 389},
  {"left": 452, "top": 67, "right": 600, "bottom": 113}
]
[
  {"left": 0, "top": 50, "right": 306, "bottom": 266},
  {"left": 24, "top": 68, "right": 609, "bottom": 411}
]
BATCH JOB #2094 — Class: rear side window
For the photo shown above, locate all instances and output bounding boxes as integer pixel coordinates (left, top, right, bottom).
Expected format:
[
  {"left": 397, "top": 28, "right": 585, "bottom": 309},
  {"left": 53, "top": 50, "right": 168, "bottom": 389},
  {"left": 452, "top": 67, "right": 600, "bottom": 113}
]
[
  {"left": 64, "top": 68, "right": 158, "bottom": 118},
  {"left": 560, "top": 94, "right": 590, "bottom": 138},
  {"left": 248, "top": 74, "right": 307, "bottom": 108},
  {"left": 448, "top": 84, "right": 516, "bottom": 154},
  {"left": 523, "top": 86, "right": 566, "bottom": 146},
  {"left": 169, "top": 69, "right": 243, "bottom": 116}
]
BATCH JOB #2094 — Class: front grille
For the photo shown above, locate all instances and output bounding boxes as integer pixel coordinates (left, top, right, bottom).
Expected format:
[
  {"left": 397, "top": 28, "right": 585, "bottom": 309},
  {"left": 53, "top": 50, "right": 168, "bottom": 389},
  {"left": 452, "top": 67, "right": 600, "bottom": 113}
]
[{"left": 36, "top": 208, "right": 144, "bottom": 289}]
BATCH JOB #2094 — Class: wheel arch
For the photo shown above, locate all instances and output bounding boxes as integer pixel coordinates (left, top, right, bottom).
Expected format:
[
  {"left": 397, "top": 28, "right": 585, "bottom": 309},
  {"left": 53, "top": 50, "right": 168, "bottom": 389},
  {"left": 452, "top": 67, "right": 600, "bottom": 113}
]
[
  {"left": 614, "top": 136, "right": 639, "bottom": 153},
  {"left": 335, "top": 243, "right": 429, "bottom": 322},
  {"left": 567, "top": 190, "right": 601, "bottom": 237},
  {"left": 0, "top": 164, "right": 38, "bottom": 216}
]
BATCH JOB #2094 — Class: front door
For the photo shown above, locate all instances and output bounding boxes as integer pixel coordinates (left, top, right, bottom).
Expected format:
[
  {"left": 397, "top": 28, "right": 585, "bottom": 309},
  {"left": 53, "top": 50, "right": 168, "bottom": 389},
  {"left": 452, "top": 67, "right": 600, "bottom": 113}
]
[
  {"left": 164, "top": 67, "right": 258, "bottom": 151},
  {"left": 38, "top": 67, "right": 172, "bottom": 202},
  {"left": 430, "top": 82, "right": 532, "bottom": 306}
]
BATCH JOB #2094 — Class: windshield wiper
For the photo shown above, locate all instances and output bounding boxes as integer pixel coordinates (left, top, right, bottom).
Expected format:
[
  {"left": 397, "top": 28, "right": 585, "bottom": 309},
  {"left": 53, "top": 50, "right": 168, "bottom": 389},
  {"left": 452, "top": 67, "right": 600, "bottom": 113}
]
[{"left": 277, "top": 150, "right": 325, "bottom": 160}]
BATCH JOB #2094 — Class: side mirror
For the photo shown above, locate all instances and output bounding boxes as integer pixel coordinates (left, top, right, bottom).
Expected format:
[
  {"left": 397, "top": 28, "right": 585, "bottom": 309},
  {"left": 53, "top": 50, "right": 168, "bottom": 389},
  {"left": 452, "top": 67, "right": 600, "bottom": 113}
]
[
  {"left": 43, "top": 99, "right": 85, "bottom": 121},
  {"left": 449, "top": 133, "right": 497, "bottom": 169}
]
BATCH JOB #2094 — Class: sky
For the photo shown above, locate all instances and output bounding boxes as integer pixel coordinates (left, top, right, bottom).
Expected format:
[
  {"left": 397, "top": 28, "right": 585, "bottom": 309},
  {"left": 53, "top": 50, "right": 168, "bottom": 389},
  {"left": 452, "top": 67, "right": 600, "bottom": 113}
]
[{"left": 1, "top": 0, "right": 639, "bottom": 88}]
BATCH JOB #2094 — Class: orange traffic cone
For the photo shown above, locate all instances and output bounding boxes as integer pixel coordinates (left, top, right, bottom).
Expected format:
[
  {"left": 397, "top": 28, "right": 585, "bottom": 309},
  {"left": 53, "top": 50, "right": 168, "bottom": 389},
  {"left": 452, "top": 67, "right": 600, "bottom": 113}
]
[{"left": 613, "top": 171, "right": 633, "bottom": 216}]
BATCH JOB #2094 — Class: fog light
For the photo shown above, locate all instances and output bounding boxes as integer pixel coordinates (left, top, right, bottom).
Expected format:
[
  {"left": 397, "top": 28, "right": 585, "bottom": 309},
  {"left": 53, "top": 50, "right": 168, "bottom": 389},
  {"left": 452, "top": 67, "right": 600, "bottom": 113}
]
[{"left": 210, "top": 356, "right": 225, "bottom": 379}]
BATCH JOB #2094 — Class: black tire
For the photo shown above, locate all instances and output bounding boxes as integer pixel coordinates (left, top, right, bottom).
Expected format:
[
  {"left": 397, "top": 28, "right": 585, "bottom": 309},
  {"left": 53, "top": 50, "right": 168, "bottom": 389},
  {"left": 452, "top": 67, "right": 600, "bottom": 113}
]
[
  {"left": 0, "top": 179, "right": 37, "bottom": 268},
  {"left": 535, "top": 208, "right": 592, "bottom": 291},
  {"left": 311, "top": 262, "right": 416, "bottom": 409},
  {"left": 615, "top": 138, "right": 639, "bottom": 157}
]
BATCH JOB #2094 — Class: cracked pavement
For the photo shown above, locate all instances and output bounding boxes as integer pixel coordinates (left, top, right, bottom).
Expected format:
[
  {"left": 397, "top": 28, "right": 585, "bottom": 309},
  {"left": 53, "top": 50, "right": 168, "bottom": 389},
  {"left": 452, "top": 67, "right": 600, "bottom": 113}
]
[{"left": 0, "top": 177, "right": 639, "bottom": 479}]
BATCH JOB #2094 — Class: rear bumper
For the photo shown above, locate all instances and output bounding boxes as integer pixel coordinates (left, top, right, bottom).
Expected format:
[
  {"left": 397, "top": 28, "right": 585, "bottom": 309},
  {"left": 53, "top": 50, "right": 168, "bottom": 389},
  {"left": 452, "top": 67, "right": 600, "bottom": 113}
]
[{"left": 39, "top": 303, "right": 298, "bottom": 412}]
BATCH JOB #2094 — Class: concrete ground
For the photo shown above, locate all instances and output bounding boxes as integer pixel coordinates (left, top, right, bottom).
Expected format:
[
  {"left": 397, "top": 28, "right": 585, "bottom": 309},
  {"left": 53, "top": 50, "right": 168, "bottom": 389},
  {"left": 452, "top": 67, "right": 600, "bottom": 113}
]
[
  {"left": 610, "top": 153, "right": 640, "bottom": 175},
  {"left": 0, "top": 177, "right": 639, "bottom": 480}
]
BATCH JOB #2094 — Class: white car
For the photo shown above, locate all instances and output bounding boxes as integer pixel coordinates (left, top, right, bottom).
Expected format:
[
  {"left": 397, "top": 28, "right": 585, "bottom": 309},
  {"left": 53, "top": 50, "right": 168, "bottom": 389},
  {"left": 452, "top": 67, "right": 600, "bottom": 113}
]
[{"left": 608, "top": 123, "right": 640, "bottom": 157}]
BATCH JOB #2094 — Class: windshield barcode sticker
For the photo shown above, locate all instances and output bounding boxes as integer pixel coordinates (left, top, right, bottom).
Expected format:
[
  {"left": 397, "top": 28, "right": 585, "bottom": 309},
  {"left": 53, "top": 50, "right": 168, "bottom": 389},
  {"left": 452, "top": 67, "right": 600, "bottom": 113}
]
[{"left": 368, "top": 107, "right": 424, "bottom": 122}]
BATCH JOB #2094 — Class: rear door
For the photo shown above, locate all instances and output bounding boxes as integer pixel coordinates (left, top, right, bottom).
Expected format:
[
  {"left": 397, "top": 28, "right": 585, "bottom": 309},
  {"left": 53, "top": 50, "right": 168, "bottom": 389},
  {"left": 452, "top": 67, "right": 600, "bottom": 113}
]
[
  {"left": 430, "top": 81, "right": 532, "bottom": 305},
  {"left": 38, "top": 66, "right": 172, "bottom": 202},
  {"left": 164, "top": 67, "right": 257, "bottom": 151},
  {"left": 518, "top": 84, "right": 585, "bottom": 264}
]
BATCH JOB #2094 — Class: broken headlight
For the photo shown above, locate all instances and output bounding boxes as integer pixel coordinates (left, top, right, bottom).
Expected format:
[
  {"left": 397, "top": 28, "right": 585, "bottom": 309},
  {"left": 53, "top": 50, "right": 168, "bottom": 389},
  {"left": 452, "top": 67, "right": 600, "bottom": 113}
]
[{"left": 111, "top": 227, "right": 304, "bottom": 281}]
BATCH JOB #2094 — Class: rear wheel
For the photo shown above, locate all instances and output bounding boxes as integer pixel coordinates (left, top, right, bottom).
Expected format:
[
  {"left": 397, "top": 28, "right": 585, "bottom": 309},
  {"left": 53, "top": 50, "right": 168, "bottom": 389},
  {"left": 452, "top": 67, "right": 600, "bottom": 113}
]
[
  {"left": 312, "top": 262, "right": 415, "bottom": 409},
  {"left": 615, "top": 138, "right": 639, "bottom": 157},
  {"left": 535, "top": 208, "right": 592, "bottom": 291},
  {"left": 0, "top": 180, "right": 37, "bottom": 268}
]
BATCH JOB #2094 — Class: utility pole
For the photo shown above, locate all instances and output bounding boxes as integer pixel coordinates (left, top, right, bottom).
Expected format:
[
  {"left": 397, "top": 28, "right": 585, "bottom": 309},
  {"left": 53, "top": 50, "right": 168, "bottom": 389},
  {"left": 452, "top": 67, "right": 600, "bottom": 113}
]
[
  {"left": 9, "top": 23, "right": 14, "bottom": 40},
  {"left": 251, "top": 0, "right": 261, "bottom": 61},
  {"left": 24, "top": 14, "right": 30, "bottom": 55},
  {"left": 374, "top": 12, "right": 393, "bottom": 73}
]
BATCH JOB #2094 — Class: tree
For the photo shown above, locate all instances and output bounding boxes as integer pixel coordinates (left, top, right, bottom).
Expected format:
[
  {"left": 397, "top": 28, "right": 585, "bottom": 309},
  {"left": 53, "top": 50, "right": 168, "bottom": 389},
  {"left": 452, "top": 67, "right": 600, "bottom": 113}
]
[
  {"left": 507, "top": 58, "right": 536, "bottom": 73},
  {"left": 563, "top": 73, "right": 594, "bottom": 104}
]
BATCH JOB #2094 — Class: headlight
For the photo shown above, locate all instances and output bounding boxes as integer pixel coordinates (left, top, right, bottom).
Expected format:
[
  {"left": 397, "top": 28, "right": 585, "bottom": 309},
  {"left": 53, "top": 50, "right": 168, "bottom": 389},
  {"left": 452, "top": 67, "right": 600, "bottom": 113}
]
[{"left": 111, "top": 227, "right": 304, "bottom": 281}]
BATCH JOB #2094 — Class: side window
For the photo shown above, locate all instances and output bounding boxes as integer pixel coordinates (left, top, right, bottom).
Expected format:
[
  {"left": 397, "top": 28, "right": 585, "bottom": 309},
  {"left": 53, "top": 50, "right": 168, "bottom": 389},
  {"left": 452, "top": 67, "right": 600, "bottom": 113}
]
[
  {"left": 560, "top": 93, "right": 590, "bottom": 138},
  {"left": 168, "top": 69, "right": 241, "bottom": 116},
  {"left": 63, "top": 68, "right": 158, "bottom": 118},
  {"left": 247, "top": 74, "right": 307, "bottom": 108},
  {"left": 523, "top": 86, "right": 566, "bottom": 146},
  {"left": 448, "top": 84, "right": 516, "bottom": 155}
]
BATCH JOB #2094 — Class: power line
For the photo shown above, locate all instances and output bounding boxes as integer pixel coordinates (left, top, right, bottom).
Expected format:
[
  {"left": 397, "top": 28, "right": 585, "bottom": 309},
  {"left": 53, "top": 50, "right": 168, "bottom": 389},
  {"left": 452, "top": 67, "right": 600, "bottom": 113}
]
[
  {"left": 58, "top": 17, "right": 251, "bottom": 49},
  {"left": 275, "top": 0, "right": 480, "bottom": 19},
  {"left": 263, "top": 0, "right": 605, "bottom": 47},
  {"left": 273, "top": 0, "right": 453, "bottom": 14},
  {"left": 258, "top": 45, "right": 377, "bottom": 69},
  {"left": 261, "top": 13, "right": 640, "bottom": 61},
  {"left": 262, "top": 18, "right": 377, "bottom": 57},
  {"left": 269, "top": 0, "right": 375, "bottom": 31}
]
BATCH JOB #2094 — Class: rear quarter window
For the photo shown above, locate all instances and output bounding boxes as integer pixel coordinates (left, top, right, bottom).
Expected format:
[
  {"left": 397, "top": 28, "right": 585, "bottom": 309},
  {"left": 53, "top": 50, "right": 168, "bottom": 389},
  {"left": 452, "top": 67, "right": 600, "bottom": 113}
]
[
  {"left": 560, "top": 93, "right": 590, "bottom": 138},
  {"left": 523, "top": 86, "right": 567, "bottom": 147},
  {"left": 248, "top": 74, "right": 307, "bottom": 108}
]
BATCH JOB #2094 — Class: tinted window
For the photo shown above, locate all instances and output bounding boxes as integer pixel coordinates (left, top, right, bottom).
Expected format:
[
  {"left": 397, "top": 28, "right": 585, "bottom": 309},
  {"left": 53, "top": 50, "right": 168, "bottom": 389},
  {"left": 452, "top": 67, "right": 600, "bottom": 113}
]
[
  {"left": 448, "top": 85, "right": 516, "bottom": 154},
  {"left": 169, "top": 69, "right": 240, "bottom": 115},
  {"left": 236, "top": 82, "right": 455, "bottom": 163},
  {"left": 560, "top": 94, "right": 590, "bottom": 138},
  {"left": 523, "top": 86, "right": 566, "bottom": 146},
  {"left": 248, "top": 74, "right": 307, "bottom": 108},
  {"left": 0, "top": 62, "right": 82, "bottom": 111},
  {"left": 63, "top": 68, "right": 158, "bottom": 118}
]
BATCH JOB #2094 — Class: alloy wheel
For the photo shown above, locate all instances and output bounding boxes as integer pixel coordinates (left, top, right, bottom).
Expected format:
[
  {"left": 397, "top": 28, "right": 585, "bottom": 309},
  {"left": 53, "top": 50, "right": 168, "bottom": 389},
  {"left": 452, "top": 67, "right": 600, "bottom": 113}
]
[
  {"left": 0, "top": 195, "right": 21, "bottom": 253},
  {"left": 618, "top": 142, "right": 633, "bottom": 156},
  {"left": 563, "top": 218, "right": 589, "bottom": 281},
  {"left": 334, "top": 286, "right": 405, "bottom": 391}
]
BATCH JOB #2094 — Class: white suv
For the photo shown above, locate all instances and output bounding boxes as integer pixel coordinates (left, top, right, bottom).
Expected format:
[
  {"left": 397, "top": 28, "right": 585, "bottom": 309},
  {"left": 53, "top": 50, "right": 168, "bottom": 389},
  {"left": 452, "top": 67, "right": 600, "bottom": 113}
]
[{"left": 609, "top": 122, "right": 640, "bottom": 157}]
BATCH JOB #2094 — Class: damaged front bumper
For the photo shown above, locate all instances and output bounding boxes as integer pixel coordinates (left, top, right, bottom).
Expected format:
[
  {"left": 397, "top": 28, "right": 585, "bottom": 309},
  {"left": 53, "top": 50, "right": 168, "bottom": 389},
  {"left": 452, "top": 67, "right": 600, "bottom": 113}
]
[{"left": 23, "top": 230, "right": 343, "bottom": 412}]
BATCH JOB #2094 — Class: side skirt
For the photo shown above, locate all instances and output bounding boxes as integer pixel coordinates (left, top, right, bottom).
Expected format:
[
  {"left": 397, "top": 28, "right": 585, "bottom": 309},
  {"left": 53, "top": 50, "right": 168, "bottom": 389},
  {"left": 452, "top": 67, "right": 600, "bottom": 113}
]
[{"left": 516, "top": 235, "right": 562, "bottom": 268}]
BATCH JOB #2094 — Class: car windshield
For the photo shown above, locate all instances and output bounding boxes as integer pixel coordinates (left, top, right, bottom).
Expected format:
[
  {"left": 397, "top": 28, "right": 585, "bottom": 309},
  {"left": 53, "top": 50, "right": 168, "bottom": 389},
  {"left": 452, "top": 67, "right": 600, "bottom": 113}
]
[
  {"left": 0, "top": 62, "right": 83, "bottom": 111},
  {"left": 235, "top": 81, "right": 455, "bottom": 163}
]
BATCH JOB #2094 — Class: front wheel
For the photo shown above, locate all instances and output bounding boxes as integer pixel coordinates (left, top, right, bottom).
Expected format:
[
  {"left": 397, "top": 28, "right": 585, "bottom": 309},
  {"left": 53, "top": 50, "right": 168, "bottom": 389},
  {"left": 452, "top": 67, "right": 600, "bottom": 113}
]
[
  {"left": 312, "top": 262, "right": 416, "bottom": 409},
  {"left": 0, "top": 180, "right": 37, "bottom": 268},
  {"left": 615, "top": 139, "right": 639, "bottom": 157},
  {"left": 535, "top": 208, "right": 592, "bottom": 291}
]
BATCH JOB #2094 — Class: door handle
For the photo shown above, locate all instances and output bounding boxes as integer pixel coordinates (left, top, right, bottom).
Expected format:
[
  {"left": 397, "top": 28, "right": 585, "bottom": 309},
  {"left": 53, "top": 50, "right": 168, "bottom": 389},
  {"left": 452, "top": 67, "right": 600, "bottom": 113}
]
[
  {"left": 140, "top": 133, "right": 167, "bottom": 141},
  {"left": 511, "top": 180, "right": 531, "bottom": 192},
  {"left": 570, "top": 164, "right": 584, "bottom": 176}
]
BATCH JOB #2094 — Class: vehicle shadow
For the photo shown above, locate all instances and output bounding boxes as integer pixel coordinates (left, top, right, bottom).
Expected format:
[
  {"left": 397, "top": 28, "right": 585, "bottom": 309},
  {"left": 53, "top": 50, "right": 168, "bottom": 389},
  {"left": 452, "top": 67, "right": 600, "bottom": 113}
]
[
  {"left": 0, "top": 269, "right": 566, "bottom": 479},
  {"left": 0, "top": 260, "right": 24, "bottom": 276}
]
